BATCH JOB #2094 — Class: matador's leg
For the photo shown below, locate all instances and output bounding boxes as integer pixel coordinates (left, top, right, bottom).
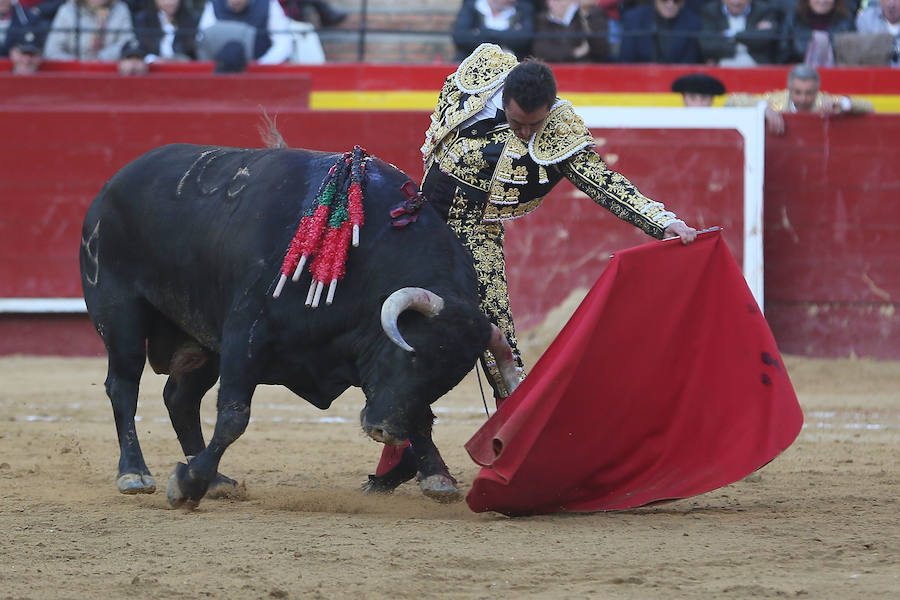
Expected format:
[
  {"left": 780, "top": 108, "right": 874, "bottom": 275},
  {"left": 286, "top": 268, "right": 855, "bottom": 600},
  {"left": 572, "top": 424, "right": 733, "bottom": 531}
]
[{"left": 445, "top": 189, "right": 526, "bottom": 400}]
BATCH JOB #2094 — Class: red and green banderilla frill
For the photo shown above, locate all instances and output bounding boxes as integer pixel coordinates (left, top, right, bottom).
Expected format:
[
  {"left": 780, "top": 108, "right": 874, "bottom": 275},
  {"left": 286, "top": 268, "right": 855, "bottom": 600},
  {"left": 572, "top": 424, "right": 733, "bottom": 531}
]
[{"left": 272, "top": 146, "right": 367, "bottom": 307}]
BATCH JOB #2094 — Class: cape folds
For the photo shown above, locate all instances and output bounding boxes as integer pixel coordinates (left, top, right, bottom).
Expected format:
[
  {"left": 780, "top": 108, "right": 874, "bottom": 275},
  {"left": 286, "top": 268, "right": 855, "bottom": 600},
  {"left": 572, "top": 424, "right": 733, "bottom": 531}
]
[{"left": 465, "top": 230, "right": 803, "bottom": 516}]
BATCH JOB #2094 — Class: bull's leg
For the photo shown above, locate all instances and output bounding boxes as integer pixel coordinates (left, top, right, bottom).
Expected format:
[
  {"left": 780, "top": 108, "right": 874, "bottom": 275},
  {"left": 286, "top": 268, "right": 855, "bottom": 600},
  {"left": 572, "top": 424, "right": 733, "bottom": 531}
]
[
  {"left": 363, "top": 435, "right": 460, "bottom": 503},
  {"left": 165, "top": 333, "right": 261, "bottom": 508},
  {"left": 102, "top": 316, "right": 156, "bottom": 494},
  {"left": 408, "top": 431, "right": 460, "bottom": 503},
  {"left": 162, "top": 355, "right": 239, "bottom": 499}
]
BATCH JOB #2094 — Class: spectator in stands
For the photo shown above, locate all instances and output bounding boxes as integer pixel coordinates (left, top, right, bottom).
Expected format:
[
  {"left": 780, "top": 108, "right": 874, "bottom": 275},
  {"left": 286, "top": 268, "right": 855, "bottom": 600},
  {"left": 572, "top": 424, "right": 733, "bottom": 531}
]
[
  {"left": 197, "top": 0, "right": 292, "bottom": 64},
  {"left": 44, "top": 0, "right": 136, "bottom": 60},
  {"left": 532, "top": 0, "right": 609, "bottom": 62},
  {"left": 278, "top": 0, "right": 345, "bottom": 26},
  {"left": 452, "top": 0, "right": 535, "bottom": 60},
  {"left": 856, "top": 0, "right": 900, "bottom": 65},
  {"left": 725, "top": 63, "right": 874, "bottom": 133},
  {"left": 5, "top": 26, "right": 44, "bottom": 72},
  {"left": 117, "top": 34, "right": 147, "bottom": 71},
  {"left": 1, "top": 0, "right": 42, "bottom": 55},
  {"left": 619, "top": 0, "right": 702, "bottom": 63},
  {"left": 133, "top": 0, "right": 198, "bottom": 61},
  {"left": 699, "top": 0, "right": 782, "bottom": 65},
  {"left": 17, "top": 0, "right": 65, "bottom": 26},
  {"left": 778, "top": 0, "right": 856, "bottom": 65},
  {"left": 671, "top": 72, "right": 726, "bottom": 105}
]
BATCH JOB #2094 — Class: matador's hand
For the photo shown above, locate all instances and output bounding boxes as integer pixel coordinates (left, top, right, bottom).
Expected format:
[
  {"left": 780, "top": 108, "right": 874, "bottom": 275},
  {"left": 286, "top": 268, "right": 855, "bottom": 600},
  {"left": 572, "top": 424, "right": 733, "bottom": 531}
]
[{"left": 663, "top": 221, "right": 697, "bottom": 245}]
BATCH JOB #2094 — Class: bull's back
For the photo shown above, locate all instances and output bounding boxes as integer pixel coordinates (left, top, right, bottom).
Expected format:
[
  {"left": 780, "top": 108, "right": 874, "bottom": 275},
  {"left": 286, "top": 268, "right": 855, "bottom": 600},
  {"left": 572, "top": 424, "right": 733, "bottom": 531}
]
[{"left": 80, "top": 144, "right": 335, "bottom": 338}]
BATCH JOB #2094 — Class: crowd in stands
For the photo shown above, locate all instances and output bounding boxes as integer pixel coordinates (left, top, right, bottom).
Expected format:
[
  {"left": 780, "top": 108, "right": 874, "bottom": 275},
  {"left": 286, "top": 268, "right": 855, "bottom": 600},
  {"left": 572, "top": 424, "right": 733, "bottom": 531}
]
[
  {"left": 452, "top": 0, "right": 899, "bottom": 65},
  {"left": 2, "top": 0, "right": 899, "bottom": 71},
  {"left": 0, "top": 0, "right": 344, "bottom": 71}
]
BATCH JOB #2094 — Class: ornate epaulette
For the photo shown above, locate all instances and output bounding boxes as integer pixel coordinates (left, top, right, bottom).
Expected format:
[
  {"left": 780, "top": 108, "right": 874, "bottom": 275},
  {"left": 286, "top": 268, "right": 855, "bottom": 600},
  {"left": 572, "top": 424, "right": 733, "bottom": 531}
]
[
  {"left": 528, "top": 100, "right": 595, "bottom": 166},
  {"left": 454, "top": 43, "right": 518, "bottom": 95}
]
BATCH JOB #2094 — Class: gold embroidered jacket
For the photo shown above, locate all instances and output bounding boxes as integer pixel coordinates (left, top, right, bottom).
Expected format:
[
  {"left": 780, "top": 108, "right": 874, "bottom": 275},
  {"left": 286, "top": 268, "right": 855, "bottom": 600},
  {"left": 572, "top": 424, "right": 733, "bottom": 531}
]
[
  {"left": 421, "top": 43, "right": 680, "bottom": 239},
  {"left": 725, "top": 90, "right": 875, "bottom": 114}
]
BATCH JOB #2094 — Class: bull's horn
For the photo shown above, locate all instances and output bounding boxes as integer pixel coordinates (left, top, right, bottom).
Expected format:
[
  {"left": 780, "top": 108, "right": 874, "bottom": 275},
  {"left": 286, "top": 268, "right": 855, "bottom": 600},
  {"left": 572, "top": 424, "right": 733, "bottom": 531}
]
[
  {"left": 488, "top": 324, "right": 521, "bottom": 399},
  {"left": 381, "top": 287, "right": 445, "bottom": 353}
]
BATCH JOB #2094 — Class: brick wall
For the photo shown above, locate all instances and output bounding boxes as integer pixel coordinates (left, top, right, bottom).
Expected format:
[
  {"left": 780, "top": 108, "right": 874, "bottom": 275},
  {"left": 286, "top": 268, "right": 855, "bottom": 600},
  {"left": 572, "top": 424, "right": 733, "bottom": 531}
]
[{"left": 316, "top": 0, "right": 460, "bottom": 63}]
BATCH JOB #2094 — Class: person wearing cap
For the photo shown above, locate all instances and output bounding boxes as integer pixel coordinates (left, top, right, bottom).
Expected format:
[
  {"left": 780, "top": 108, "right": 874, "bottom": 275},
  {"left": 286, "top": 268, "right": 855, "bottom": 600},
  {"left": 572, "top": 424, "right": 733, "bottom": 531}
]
[
  {"left": 725, "top": 64, "right": 874, "bottom": 134},
  {"left": 118, "top": 37, "right": 148, "bottom": 74},
  {"left": 6, "top": 27, "right": 44, "bottom": 73},
  {"left": 1, "top": 0, "right": 43, "bottom": 56},
  {"left": 671, "top": 72, "right": 726, "bottom": 106}
]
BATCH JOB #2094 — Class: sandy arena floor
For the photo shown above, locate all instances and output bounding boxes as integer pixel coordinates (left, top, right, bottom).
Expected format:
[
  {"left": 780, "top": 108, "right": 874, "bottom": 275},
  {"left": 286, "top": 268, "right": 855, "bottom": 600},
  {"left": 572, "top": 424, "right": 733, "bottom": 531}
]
[{"left": 1, "top": 315, "right": 898, "bottom": 599}]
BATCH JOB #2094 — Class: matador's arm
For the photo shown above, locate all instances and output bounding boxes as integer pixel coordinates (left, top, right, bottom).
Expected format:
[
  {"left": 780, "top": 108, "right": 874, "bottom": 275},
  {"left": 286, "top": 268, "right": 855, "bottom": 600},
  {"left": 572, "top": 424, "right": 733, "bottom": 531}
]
[{"left": 559, "top": 148, "right": 682, "bottom": 240}]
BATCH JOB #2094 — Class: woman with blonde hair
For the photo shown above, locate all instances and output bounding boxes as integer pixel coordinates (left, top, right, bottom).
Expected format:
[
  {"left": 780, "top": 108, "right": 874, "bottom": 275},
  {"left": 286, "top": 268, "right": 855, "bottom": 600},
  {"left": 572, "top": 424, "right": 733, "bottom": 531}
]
[{"left": 44, "top": 0, "right": 136, "bottom": 60}]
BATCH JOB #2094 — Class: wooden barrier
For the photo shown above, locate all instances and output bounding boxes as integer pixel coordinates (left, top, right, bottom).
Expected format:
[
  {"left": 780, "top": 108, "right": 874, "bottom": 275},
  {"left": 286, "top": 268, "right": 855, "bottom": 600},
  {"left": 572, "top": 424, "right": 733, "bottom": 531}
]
[{"left": 1, "top": 67, "right": 898, "bottom": 358}]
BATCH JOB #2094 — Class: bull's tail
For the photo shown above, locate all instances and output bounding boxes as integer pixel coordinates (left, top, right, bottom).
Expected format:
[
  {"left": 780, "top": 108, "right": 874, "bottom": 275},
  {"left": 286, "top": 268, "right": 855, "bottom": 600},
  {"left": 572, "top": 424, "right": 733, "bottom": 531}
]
[{"left": 257, "top": 109, "right": 287, "bottom": 149}]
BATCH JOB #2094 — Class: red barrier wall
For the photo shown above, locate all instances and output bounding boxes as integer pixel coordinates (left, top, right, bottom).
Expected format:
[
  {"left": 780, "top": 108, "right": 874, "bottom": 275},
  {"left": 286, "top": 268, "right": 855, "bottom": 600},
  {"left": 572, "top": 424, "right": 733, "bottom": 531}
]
[
  {"left": 1, "top": 69, "right": 898, "bottom": 358},
  {"left": 4, "top": 59, "right": 900, "bottom": 94},
  {"left": 0, "top": 73, "right": 311, "bottom": 110}
]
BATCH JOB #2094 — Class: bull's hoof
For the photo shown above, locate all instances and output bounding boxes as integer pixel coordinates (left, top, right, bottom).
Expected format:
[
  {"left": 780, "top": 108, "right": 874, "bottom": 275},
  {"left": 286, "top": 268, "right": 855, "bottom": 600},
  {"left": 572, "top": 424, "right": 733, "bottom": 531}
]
[
  {"left": 205, "top": 473, "right": 244, "bottom": 499},
  {"left": 117, "top": 473, "right": 157, "bottom": 495},
  {"left": 417, "top": 474, "right": 461, "bottom": 504},
  {"left": 166, "top": 462, "right": 199, "bottom": 509},
  {"left": 361, "top": 447, "right": 417, "bottom": 495}
]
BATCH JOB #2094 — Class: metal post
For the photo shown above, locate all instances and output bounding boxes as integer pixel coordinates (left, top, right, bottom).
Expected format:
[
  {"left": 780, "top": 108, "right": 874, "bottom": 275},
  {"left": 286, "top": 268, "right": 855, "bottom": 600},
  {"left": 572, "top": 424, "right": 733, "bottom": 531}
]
[{"left": 356, "top": 0, "right": 368, "bottom": 62}]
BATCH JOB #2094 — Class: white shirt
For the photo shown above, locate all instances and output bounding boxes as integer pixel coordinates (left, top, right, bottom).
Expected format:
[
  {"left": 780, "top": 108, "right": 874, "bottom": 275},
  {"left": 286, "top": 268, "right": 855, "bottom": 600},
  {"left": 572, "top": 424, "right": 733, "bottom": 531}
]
[
  {"left": 547, "top": 3, "right": 579, "bottom": 26},
  {"left": 475, "top": 0, "right": 516, "bottom": 30},
  {"left": 158, "top": 12, "right": 176, "bottom": 58},
  {"left": 460, "top": 87, "right": 506, "bottom": 130},
  {"left": 199, "top": 0, "right": 292, "bottom": 65}
]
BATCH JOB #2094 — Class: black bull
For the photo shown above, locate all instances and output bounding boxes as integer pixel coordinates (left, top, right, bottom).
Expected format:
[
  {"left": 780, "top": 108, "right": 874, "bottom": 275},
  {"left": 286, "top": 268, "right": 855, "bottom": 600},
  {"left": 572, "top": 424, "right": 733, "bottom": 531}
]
[{"left": 79, "top": 143, "right": 518, "bottom": 508}]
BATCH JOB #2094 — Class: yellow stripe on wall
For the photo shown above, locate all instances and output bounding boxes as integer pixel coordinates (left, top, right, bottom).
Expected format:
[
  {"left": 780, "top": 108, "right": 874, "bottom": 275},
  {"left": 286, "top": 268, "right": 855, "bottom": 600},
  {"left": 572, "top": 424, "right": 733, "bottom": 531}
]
[{"left": 310, "top": 91, "right": 900, "bottom": 113}]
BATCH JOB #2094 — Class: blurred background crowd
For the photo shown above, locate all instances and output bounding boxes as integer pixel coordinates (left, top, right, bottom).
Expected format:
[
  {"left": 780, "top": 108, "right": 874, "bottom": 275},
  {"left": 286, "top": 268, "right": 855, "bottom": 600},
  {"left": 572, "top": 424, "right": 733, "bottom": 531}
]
[{"left": 1, "top": 0, "right": 898, "bottom": 73}]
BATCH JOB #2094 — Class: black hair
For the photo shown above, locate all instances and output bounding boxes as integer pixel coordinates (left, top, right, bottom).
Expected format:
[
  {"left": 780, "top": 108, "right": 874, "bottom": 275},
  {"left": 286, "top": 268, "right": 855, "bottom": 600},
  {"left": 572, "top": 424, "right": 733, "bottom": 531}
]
[{"left": 502, "top": 59, "right": 557, "bottom": 113}]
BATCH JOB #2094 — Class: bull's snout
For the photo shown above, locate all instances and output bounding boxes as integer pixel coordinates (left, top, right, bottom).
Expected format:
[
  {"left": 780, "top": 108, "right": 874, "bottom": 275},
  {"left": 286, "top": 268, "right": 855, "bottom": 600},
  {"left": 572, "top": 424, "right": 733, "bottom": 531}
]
[{"left": 360, "top": 406, "right": 408, "bottom": 446}]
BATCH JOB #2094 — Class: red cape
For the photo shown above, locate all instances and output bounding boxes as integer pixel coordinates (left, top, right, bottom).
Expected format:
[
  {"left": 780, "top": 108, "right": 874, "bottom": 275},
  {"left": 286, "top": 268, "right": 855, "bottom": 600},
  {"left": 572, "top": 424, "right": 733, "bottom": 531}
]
[{"left": 465, "top": 230, "right": 803, "bottom": 516}]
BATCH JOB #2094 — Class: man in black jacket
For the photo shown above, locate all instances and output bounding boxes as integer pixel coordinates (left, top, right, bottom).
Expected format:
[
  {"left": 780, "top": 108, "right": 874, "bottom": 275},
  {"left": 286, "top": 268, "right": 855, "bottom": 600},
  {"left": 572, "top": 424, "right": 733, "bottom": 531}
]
[{"left": 699, "top": 0, "right": 782, "bottom": 65}]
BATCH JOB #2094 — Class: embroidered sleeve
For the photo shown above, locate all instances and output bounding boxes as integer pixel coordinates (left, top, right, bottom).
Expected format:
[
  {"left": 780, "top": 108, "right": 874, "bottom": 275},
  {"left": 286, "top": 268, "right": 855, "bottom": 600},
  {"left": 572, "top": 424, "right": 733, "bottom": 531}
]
[{"left": 560, "top": 148, "right": 679, "bottom": 239}]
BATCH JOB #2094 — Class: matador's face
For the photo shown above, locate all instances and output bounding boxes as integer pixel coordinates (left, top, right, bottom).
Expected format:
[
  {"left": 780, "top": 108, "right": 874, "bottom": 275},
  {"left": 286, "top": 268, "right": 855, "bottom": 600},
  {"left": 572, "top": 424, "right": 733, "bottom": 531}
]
[{"left": 504, "top": 98, "right": 551, "bottom": 141}]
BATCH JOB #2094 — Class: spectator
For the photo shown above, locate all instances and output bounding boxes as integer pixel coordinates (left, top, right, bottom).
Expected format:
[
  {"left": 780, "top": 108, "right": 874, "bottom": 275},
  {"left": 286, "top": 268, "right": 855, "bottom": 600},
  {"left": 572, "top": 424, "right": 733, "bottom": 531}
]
[
  {"left": 699, "top": 0, "right": 782, "bottom": 65},
  {"left": 532, "top": 0, "right": 609, "bottom": 62},
  {"left": 17, "top": 0, "right": 65, "bottom": 26},
  {"left": 212, "top": 36, "right": 244, "bottom": 69},
  {"left": 44, "top": 0, "right": 135, "bottom": 60},
  {"left": 856, "top": 0, "right": 900, "bottom": 65},
  {"left": 671, "top": 72, "right": 726, "bottom": 105},
  {"left": 133, "top": 0, "right": 198, "bottom": 61},
  {"left": 619, "top": 0, "right": 702, "bottom": 63},
  {"left": 5, "top": 26, "right": 44, "bottom": 72},
  {"left": 117, "top": 35, "right": 147, "bottom": 71},
  {"left": 725, "top": 63, "right": 874, "bottom": 133},
  {"left": 452, "top": 0, "right": 535, "bottom": 60},
  {"left": 778, "top": 0, "right": 856, "bottom": 65},
  {"left": 2, "top": 0, "right": 43, "bottom": 55},
  {"left": 278, "top": 0, "right": 345, "bottom": 26},
  {"left": 197, "top": 0, "right": 292, "bottom": 64}
]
